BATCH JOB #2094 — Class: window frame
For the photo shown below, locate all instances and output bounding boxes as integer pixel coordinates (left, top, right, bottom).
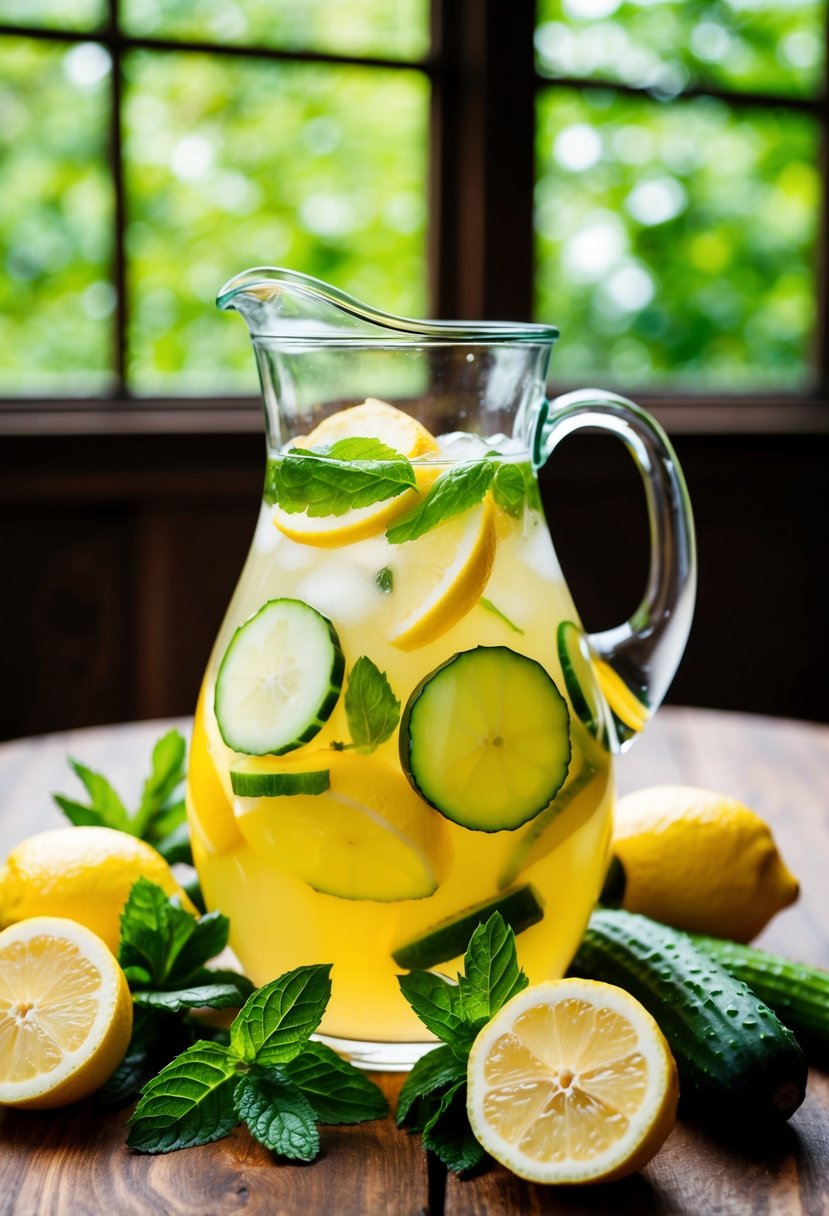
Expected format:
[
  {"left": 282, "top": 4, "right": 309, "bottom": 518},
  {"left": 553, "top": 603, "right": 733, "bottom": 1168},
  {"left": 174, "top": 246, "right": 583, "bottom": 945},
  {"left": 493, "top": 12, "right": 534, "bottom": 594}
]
[{"left": 1, "top": 0, "right": 828, "bottom": 437}]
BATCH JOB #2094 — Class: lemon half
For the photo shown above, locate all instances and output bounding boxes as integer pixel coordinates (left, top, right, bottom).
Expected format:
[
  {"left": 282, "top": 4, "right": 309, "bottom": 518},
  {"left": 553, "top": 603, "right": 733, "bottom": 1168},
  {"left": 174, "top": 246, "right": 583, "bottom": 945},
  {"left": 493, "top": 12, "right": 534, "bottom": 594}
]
[
  {"left": 467, "top": 978, "right": 678, "bottom": 1185},
  {"left": 0, "top": 916, "right": 133, "bottom": 1110}
]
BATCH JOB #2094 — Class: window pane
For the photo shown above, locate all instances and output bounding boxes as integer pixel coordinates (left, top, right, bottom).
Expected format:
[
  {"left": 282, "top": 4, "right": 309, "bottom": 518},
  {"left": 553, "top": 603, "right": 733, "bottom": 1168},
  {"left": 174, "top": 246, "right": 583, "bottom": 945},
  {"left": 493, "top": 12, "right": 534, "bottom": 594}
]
[
  {"left": 121, "top": 0, "right": 430, "bottom": 60},
  {"left": 535, "top": 89, "right": 820, "bottom": 390},
  {"left": 0, "top": 39, "right": 114, "bottom": 396},
  {"left": 536, "top": 0, "right": 825, "bottom": 100},
  {"left": 0, "top": 0, "right": 105, "bottom": 31},
  {"left": 124, "top": 53, "right": 429, "bottom": 394}
]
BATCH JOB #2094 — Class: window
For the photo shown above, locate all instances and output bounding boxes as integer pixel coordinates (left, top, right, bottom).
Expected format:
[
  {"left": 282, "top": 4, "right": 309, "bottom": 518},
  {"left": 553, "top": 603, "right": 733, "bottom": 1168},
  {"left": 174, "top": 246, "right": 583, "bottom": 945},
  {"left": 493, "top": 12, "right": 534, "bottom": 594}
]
[
  {"left": 1, "top": 0, "right": 827, "bottom": 415},
  {"left": 0, "top": 1, "right": 430, "bottom": 399},
  {"left": 534, "top": 0, "right": 825, "bottom": 394}
]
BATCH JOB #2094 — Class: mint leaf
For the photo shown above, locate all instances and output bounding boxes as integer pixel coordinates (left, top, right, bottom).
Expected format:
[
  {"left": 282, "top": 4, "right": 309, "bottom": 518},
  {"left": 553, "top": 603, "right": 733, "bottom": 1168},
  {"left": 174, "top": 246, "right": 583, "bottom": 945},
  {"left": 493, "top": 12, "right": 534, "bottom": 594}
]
[
  {"left": 265, "top": 439, "right": 415, "bottom": 517},
  {"left": 491, "top": 462, "right": 527, "bottom": 517},
  {"left": 234, "top": 1072, "right": 320, "bottom": 1160},
  {"left": 133, "top": 729, "right": 187, "bottom": 838},
  {"left": 457, "top": 912, "right": 528, "bottom": 1028},
  {"left": 230, "top": 964, "right": 332, "bottom": 1066},
  {"left": 396, "top": 972, "right": 473, "bottom": 1057},
  {"left": 127, "top": 1042, "right": 241, "bottom": 1153},
  {"left": 375, "top": 565, "right": 394, "bottom": 593},
  {"left": 119, "top": 878, "right": 199, "bottom": 987},
  {"left": 422, "top": 1080, "right": 486, "bottom": 1174},
  {"left": 52, "top": 731, "right": 190, "bottom": 865},
  {"left": 133, "top": 980, "right": 252, "bottom": 1013},
  {"left": 479, "top": 598, "right": 524, "bottom": 635},
  {"left": 344, "top": 656, "right": 401, "bottom": 753},
  {"left": 281, "top": 1041, "right": 388, "bottom": 1125},
  {"left": 386, "top": 460, "right": 494, "bottom": 544},
  {"left": 54, "top": 758, "right": 130, "bottom": 831},
  {"left": 396, "top": 1044, "right": 466, "bottom": 1127}
]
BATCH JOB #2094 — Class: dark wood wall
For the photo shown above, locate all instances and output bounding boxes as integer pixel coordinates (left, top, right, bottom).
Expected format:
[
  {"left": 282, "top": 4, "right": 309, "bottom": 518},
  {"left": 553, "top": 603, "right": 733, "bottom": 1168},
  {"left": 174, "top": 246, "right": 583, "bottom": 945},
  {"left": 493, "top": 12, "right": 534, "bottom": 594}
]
[{"left": 2, "top": 425, "right": 826, "bottom": 742}]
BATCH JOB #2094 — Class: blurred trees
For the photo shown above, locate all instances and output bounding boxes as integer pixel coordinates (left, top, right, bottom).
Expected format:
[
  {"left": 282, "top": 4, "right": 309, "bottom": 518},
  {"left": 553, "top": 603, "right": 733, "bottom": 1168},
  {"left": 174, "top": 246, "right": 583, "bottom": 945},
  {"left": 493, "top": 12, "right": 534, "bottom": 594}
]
[{"left": 0, "top": 0, "right": 824, "bottom": 396}]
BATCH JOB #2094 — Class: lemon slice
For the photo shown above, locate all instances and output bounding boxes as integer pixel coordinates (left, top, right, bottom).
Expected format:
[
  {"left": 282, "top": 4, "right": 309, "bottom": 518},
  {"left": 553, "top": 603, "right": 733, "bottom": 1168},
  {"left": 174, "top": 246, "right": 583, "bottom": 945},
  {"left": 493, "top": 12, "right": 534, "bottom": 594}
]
[
  {"left": 186, "top": 679, "right": 245, "bottom": 856},
  {"left": 233, "top": 751, "right": 452, "bottom": 901},
  {"left": 467, "top": 978, "right": 678, "bottom": 1185},
  {"left": 274, "top": 399, "right": 440, "bottom": 547},
  {"left": 299, "top": 398, "right": 440, "bottom": 458},
  {"left": 593, "top": 659, "right": 651, "bottom": 733},
  {"left": 0, "top": 916, "right": 133, "bottom": 1109},
  {"left": 388, "top": 499, "right": 497, "bottom": 651}
]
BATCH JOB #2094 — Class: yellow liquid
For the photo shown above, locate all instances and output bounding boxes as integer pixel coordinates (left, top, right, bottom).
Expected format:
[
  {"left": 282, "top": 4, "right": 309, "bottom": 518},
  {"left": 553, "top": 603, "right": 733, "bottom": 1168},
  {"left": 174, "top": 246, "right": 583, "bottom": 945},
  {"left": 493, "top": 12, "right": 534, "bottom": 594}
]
[{"left": 186, "top": 456, "right": 614, "bottom": 1051}]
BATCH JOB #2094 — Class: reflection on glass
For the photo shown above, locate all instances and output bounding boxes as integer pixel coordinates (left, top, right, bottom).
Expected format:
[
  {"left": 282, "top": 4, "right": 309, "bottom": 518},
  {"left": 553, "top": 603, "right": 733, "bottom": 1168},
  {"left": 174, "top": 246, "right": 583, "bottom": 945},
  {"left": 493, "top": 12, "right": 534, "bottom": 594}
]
[
  {"left": 121, "top": 0, "right": 430, "bottom": 60},
  {"left": 535, "top": 88, "right": 819, "bottom": 390},
  {"left": 123, "top": 53, "right": 429, "bottom": 394},
  {"left": 536, "top": 0, "right": 826, "bottom": 100},
  {"left": 0, "top": 0, "right": 105, "bottom": 30},
  {"left": 0, "top": 39, "right": 114, "bottom": 395}
]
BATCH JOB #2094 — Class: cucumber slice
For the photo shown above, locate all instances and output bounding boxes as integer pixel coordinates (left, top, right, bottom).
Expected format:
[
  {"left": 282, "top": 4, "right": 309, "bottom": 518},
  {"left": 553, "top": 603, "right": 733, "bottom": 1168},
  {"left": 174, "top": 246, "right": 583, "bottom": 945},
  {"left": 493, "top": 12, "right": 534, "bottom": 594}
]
[
  {"left": 392, "top": 885, "right": 544, "bottom": 969},
  {"left": 556, "top": 620, "right": 607, "bottom": 743},
  {"left": 214, "top": 598, "right": 344, "bottom": 755},
  {"left": 229, "top": 768, "right": 330, "bottom": 797},
  {"left": 400, "top": 645, "right": 571, "bottom": 832}
]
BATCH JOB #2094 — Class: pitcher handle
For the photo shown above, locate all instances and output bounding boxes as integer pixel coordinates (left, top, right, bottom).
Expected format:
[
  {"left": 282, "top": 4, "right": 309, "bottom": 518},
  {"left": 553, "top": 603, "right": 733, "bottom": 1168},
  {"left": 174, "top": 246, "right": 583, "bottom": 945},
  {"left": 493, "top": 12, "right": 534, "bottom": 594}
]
[{"left": 532, "top": 388, "right": 697, "bottom": 752}]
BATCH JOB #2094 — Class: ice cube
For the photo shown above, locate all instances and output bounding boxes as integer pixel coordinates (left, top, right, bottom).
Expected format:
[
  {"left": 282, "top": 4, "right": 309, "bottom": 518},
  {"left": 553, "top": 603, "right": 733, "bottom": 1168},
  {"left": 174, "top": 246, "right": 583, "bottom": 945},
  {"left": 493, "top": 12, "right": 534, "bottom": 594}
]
[{"left": 295, "top": 561, "right": 380, "bottom": 625}]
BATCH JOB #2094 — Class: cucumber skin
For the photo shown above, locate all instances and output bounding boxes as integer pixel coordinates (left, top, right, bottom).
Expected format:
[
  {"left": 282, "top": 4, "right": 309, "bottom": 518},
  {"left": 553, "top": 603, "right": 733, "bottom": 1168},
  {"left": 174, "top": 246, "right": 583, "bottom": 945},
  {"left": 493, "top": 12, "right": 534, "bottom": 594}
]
[
  {"left": 392, "top": 885, "right": 544, "bottom": 970},
  {"left": 689, "top": 933, "right": 829, "bottom": 1055},
  {"left": 569, "top": 908, "right": 808, "bottom": 1124}
]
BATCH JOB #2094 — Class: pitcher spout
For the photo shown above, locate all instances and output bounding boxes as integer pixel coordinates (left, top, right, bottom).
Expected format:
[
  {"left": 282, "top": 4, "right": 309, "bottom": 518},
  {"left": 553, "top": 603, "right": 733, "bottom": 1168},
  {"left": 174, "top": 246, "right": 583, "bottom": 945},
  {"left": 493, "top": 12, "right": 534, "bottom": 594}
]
[{"left": 217, "top": 267, "right": 559, "bottom": 345}]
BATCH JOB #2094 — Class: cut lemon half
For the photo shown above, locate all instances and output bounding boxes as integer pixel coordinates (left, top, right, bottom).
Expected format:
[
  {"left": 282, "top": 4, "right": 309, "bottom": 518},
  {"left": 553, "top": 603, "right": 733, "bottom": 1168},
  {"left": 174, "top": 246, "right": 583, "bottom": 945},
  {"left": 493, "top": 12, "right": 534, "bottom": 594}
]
[
  {"left": 467, "top": 978, "right": 678, "bottom": 1185},
  {"left": 233, "top": 751, "right": 452, "bottom": 901},
  {"left": 0, "top": 916, "right": 133, "bottom": 1110},
  {"left": 388, "top": 499, "right": 497, "bottom": 651},
  {"left": 274, "top": 399, "right": 440, "bottom": 548}
]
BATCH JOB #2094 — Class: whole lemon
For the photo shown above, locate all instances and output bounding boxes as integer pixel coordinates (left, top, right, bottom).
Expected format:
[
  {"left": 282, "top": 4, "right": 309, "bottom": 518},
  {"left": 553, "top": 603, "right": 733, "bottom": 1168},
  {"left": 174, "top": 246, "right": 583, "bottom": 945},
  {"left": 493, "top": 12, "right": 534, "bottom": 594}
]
[
  {"left": 0, "top": 826, "right": 197, "bottom": 952},
  {"left": 612, "top": 785, "right": 799, "bottom": 941}
]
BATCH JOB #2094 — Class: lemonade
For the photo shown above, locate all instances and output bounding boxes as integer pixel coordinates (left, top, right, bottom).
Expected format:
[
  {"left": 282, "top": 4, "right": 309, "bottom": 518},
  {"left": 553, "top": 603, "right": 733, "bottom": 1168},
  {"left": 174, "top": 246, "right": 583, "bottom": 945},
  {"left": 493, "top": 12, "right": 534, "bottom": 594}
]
[{"left": 186, "top": 405, "right": 614, "bottom": 1062}]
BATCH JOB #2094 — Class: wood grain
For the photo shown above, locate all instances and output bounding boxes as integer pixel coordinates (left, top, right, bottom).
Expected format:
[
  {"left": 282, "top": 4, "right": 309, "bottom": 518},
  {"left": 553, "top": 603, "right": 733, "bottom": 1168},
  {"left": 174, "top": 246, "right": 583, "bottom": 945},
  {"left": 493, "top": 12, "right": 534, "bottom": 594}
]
[
  {"left": 1, "top": 709, "right": 828, "bottom": 1215},
  {"left": 0, "top": 1075, "right": 429, "bottom": 1216}
]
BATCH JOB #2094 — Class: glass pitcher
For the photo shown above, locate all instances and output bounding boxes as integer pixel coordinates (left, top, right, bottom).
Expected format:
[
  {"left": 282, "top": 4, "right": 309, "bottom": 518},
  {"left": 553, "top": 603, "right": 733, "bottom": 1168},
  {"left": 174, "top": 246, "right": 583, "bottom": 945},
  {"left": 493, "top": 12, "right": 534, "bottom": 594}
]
[{"left": 185, "top": 268, "right": 696, "bottom": 1069}]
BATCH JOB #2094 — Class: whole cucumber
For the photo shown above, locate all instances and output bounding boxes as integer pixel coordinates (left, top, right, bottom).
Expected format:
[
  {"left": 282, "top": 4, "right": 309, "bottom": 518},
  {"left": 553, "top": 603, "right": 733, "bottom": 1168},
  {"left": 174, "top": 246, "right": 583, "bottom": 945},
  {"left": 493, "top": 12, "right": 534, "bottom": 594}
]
[{"left": 569, "top": 908, "right": 808, "bottom": 1123}]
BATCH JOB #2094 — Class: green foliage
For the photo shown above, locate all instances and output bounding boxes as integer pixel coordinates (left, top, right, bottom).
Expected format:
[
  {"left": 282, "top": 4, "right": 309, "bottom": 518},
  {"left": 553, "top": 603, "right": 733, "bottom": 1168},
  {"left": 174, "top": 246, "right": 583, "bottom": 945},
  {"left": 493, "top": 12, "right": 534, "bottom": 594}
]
[
  {"left": 0, "top": 0, "right": 823, "bottom": 397},
  {"left": 120, "top": 0, "right": 430, "bottom": 60},
  {"left": 535, "top": 87, "right": 820, "bottom": 390},
  {"left": 536, "top": 0, "right": 825, "bottom": 100}
]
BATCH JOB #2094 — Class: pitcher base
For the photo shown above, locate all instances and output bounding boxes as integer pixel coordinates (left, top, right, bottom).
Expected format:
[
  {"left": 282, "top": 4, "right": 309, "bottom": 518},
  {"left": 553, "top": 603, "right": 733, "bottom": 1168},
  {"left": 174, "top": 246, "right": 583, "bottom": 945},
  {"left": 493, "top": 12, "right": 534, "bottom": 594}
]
[{"left": 314, "top": 1033, "right": 436, "bottom": 1072}]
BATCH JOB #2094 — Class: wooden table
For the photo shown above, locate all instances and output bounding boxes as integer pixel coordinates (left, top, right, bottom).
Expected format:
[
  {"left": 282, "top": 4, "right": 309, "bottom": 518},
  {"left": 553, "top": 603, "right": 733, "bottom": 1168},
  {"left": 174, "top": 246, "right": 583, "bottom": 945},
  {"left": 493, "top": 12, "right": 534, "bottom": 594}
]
[{"left": 1, "top": 707, "right": 828, "bottom": 1216}]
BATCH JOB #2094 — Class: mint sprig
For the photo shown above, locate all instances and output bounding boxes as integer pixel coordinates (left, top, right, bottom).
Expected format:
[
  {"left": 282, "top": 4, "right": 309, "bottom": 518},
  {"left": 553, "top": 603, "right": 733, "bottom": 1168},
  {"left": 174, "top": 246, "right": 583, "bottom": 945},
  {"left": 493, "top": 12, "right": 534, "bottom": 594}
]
[
  {"left": 97, "top": 880, "right": 253, "bottom": 1108},
  {"left": 127, "top": 963, "right": 387, "bottom": 1157},
  {"left": 53, "top": 729, "right": 190, "bottom": 866},
  {"left": 264, "top": 437, "right": 416, "bottom": 516},
  {"left": 396, "top": 912, "right": 528, "bottom": 1173}
]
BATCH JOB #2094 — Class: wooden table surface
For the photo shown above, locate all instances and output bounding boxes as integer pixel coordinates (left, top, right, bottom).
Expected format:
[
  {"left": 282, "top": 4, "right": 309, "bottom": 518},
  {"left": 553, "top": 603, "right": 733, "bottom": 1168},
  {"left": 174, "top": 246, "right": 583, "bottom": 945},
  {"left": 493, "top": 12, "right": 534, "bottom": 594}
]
[{"left": 1, "top": 706, "right": 828, "bottom": 1216}]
